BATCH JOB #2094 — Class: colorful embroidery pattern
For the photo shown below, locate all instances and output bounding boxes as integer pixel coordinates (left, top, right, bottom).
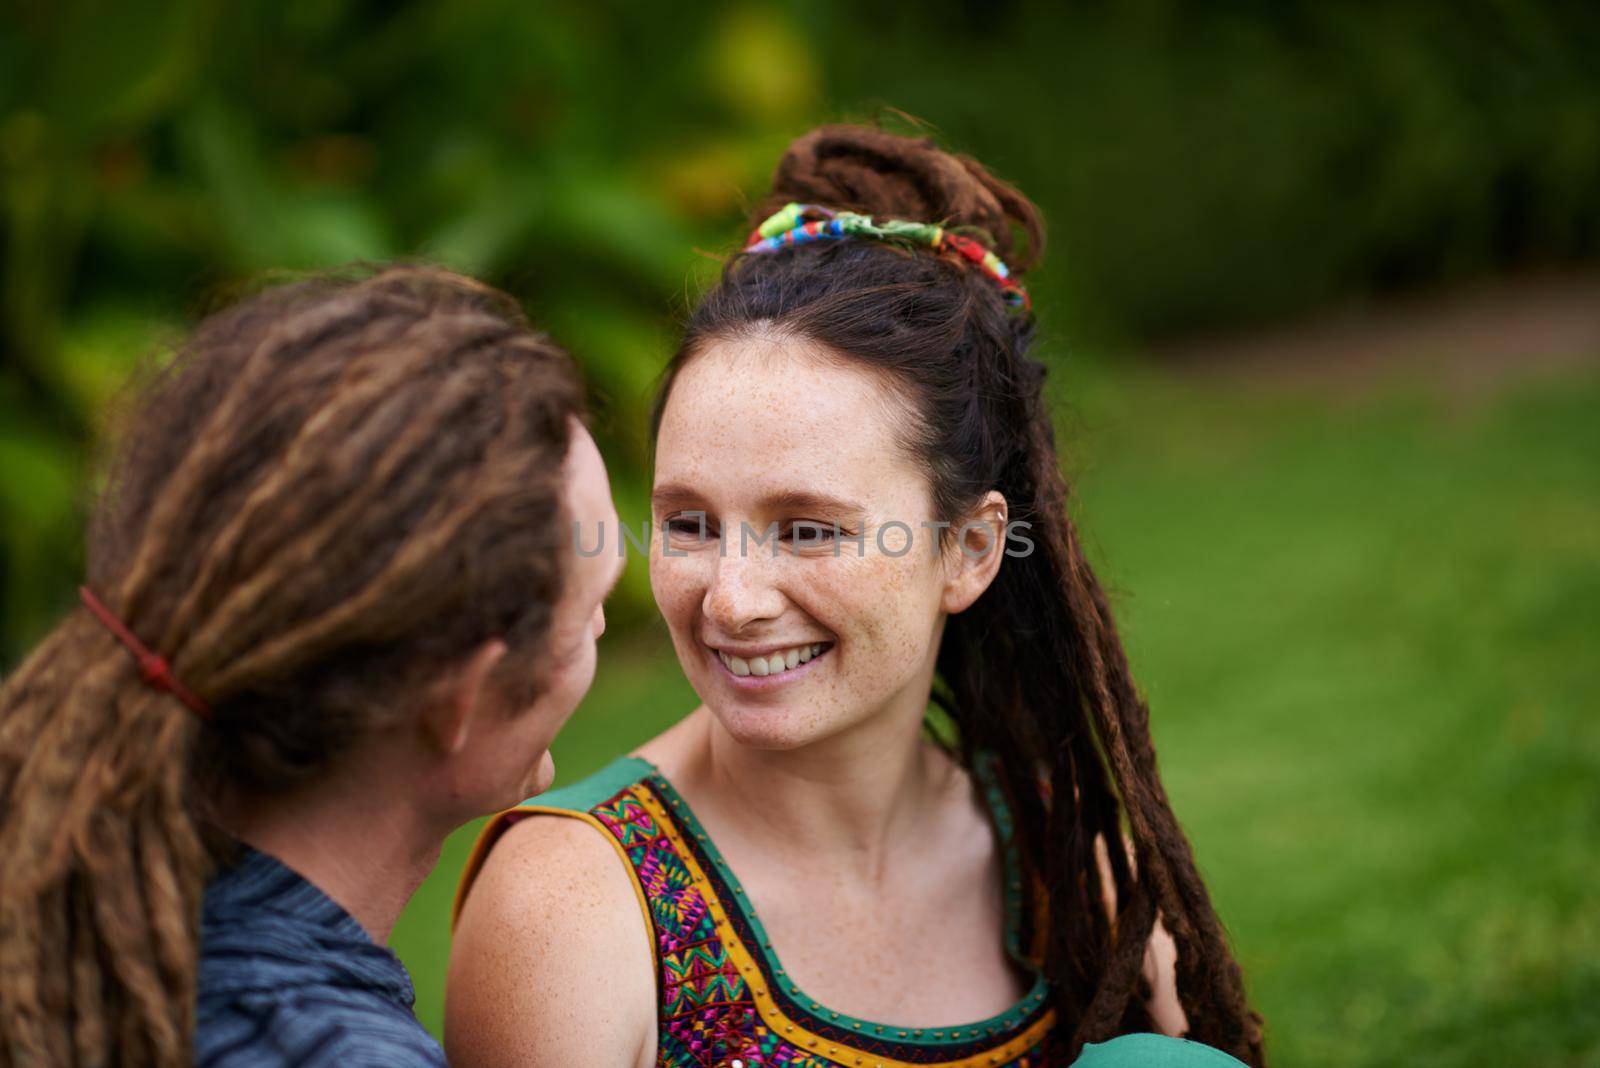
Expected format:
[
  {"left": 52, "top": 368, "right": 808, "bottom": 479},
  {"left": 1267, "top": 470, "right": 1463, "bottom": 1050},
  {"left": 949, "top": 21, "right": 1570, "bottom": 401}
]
[{"left": 584, "top": 772, "right": 1067, "bottom": 1068}]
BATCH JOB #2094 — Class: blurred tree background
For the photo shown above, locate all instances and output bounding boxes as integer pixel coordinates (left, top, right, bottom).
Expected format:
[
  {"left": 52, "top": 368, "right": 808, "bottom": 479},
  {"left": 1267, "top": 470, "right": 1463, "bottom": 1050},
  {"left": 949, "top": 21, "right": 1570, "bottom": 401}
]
[{"left": 3, "top": 2, "right": 1597, "bottom": 1065}]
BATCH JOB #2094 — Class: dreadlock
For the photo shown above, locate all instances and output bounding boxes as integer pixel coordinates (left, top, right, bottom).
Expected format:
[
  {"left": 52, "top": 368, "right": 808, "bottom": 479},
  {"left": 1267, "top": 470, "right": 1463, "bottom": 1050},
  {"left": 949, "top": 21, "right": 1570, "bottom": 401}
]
[
  {"left": 0, "top": 266, "right": 584, "bottom": 1066},
  {"left": 653, "top": 125, "right": 1267, "bottom": 1064}
]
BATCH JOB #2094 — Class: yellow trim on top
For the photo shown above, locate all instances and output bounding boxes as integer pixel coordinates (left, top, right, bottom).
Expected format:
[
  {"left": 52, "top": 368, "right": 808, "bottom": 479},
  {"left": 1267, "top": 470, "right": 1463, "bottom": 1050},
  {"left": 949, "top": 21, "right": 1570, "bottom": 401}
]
[
  {"left": 632, "top": 785, "right": 1058, "bottom": 1068},
  {"left": 450, "top": 803, "right": 660, "bottom": 973}
]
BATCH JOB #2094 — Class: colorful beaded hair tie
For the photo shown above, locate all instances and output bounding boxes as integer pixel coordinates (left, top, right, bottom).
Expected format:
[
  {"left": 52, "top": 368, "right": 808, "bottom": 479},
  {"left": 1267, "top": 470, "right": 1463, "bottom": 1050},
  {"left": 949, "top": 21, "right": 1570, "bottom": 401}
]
[{"left": 742, "top": 202, "right": 1031, "bottom": 310}]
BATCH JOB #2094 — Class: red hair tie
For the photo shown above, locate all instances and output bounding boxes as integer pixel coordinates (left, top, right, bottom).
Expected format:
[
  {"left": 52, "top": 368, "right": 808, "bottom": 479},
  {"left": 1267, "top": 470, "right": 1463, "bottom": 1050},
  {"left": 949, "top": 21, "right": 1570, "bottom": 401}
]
[{"left": 78, "top": 586, "right": 212, "bottom": 721}]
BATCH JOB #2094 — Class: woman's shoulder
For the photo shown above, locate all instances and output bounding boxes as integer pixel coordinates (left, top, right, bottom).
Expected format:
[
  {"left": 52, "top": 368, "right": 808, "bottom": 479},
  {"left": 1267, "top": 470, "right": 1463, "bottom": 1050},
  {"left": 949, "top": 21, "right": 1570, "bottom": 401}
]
[
  {"left": 445, "top": 760, "right": 658, "bottom": 1066},
  {"left": 451, "top": 753, "right": 656, "bottom": 930},
  {"left": 1073, "top": 1034, "right": 1250, "bottom": 1067},
  {"left": 455, "top": 803, "right": 644, "bottom": 935},
  {"left": 451, "top": 753, "right": 658, "bottom": 928}
]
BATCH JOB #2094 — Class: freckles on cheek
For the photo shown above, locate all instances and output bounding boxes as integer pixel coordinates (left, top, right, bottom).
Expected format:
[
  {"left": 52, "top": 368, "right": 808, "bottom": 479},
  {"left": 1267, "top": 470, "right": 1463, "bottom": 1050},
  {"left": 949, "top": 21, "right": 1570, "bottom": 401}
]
[
  {"left": 650, "top": 561, "right": 701, "bottom": 634},
  {"left": 818, "top": 548, "right": 937, "bottom": 648}
]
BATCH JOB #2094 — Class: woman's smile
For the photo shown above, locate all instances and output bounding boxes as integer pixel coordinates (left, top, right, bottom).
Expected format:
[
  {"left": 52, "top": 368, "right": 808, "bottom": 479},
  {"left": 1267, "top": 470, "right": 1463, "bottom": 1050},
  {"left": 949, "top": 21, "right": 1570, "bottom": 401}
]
[{"left": 708, "top": 640, "right": 835, "bottom": 688}]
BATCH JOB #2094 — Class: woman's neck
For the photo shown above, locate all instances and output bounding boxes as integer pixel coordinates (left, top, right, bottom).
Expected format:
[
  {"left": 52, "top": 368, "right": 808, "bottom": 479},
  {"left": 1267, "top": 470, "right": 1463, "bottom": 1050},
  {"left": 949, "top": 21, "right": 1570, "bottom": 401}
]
[{"left": 675, "top": 697, "right": 962, "bottom": 879}]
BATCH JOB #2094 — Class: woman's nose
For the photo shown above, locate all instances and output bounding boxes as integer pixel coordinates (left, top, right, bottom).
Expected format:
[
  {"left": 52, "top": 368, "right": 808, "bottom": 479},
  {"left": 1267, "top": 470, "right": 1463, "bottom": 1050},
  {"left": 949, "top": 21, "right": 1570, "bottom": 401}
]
[{"left": 702, "top": 547, "right": 785, "bottom": 633}]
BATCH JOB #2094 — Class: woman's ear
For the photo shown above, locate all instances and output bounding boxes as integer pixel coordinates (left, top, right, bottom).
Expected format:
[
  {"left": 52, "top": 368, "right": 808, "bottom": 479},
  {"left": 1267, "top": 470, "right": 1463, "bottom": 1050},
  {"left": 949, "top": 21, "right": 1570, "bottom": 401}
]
[
  {"left": 940, "top": 491, "right": 1009, "bottom": 615},
  {"left": 421, "top": 639, "right": 509, "bottom": 756}
]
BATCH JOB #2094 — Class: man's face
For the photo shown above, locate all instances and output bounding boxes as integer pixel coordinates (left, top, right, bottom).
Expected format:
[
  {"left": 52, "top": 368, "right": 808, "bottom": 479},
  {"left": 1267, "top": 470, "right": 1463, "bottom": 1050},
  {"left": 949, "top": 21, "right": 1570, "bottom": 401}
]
[{"left": 454, "top": 422, "right": 622, "bottom": 811}]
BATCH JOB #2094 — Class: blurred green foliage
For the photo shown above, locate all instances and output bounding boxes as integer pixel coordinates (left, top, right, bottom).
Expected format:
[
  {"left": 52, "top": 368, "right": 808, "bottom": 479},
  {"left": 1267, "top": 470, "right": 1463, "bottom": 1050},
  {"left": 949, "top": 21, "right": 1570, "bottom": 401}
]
[{"left": 3, "top": 0, "right": 1599, "bottom": 660}]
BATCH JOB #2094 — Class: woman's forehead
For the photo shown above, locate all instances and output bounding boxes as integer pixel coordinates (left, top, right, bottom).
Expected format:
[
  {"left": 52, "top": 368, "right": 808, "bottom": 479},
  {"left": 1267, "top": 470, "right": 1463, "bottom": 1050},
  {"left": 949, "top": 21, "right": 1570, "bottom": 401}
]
[
  {"left": 661, "top": 337, "right": 908, "bottom": 449},
  {"left": 654, "top": 336, "right": 926, "bottom": 504}
]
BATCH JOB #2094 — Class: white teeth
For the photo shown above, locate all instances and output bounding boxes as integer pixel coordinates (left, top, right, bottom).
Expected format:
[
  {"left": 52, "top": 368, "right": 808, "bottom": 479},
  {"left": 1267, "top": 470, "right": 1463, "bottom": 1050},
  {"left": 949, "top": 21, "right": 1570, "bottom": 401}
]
[{"left": 718, "top": 642, "right": 828, "bottom": 678}]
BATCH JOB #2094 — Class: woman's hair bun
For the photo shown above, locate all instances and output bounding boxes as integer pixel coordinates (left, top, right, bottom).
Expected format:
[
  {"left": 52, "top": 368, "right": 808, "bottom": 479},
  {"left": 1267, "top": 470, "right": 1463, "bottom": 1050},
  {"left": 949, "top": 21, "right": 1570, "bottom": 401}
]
[{"left": 759, "top": 124, "right": 1044, "bottom": 271}]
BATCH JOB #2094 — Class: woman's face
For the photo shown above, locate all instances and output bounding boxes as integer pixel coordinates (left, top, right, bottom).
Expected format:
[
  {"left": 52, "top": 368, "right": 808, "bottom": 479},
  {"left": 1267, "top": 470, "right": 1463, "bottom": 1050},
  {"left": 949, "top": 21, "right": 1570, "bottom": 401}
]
[{"left": 650, "top": 333, "right": 961, "bottom": 750}]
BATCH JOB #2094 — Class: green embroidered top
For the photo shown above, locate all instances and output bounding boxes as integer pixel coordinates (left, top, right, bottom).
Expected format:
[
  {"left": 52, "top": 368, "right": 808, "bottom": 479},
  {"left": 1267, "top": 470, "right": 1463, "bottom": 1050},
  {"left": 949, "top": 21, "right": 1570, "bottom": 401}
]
[{"left": 455, "top": 756, "right": 1248, "bottom": 1068}]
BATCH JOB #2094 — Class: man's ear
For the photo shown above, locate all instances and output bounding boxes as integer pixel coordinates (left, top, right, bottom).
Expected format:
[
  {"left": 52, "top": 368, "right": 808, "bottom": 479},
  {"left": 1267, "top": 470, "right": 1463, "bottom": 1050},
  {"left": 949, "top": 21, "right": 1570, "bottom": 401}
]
[
  {"left": 941, "top": 491, "right": 1009, "bottom": 615},
  {"left": 421, "top": 639, "right": 508, "bottom": 756}
]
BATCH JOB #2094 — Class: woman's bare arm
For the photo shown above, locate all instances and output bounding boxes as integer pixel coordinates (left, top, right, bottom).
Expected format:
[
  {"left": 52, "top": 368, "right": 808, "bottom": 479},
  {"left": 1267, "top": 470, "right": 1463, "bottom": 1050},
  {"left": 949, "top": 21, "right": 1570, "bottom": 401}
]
[
  {"left": 1141, "top": 911, "right": 1188, "bottom": 1035},
  {"left": 446, "top": 816, "right": 656, "bottom": 1068},
  {"left": 1095, "top": 833, "right": 1190, "bottom": 1036}
]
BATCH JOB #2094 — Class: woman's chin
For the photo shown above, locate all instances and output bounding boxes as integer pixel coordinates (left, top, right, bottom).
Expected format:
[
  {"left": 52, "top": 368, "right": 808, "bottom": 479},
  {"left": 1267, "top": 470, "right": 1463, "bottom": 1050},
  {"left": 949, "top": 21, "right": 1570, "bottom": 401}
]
[
  {"left": 702, "top": 688, "right": 888, "bottom": 752},
  {"left": 705, "top": 703, "right": 826, "bottom": 751}
]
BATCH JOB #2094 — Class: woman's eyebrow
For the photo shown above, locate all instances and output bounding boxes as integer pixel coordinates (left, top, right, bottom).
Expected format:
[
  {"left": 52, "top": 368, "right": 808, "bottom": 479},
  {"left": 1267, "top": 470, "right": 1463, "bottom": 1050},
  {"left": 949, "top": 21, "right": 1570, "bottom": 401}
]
[
  {"left": 650, "top": 483, "right": 703, "bottom": 511},
  {"left": 650, "top": 484, "right": 865, "bottom": 515},
  {"left": 763, "top": 489, "right": 866, "bottom": 514}
]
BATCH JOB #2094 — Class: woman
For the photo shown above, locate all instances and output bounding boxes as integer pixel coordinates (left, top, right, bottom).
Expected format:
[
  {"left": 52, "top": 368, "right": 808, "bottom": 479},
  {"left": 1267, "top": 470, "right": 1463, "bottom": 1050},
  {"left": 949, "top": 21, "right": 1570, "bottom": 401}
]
[
  {"left": 449, "top": 128, "right": 1265, "bottom": 1066},
  {"left": 0, "top": 267, "right": 622, "bottom": 1067}
]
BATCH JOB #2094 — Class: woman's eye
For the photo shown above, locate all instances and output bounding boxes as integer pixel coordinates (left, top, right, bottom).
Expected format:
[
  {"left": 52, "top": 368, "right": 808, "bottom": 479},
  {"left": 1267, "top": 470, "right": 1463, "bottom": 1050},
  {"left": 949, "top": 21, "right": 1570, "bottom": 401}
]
[
  {"left": 785, "top": 520, "right": 838, "bottom": 546},
  {"left": 665, "top": 514, "right": 716, "bottom": 539}
]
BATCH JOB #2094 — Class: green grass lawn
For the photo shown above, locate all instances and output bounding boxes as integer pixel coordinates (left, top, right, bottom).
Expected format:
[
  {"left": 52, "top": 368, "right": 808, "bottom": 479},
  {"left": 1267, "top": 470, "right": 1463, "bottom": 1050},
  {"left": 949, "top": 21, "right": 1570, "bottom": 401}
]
[{"left": 391, "top": 357, "right": 1600, "bottom": 1066}]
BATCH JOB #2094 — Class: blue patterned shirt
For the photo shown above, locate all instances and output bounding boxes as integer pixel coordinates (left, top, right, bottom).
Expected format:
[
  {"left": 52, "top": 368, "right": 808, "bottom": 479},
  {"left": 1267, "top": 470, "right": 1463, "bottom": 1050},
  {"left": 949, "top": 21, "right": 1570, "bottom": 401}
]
[{"left": 195, "top": 845, "right": 447, "bottom": 1067}]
